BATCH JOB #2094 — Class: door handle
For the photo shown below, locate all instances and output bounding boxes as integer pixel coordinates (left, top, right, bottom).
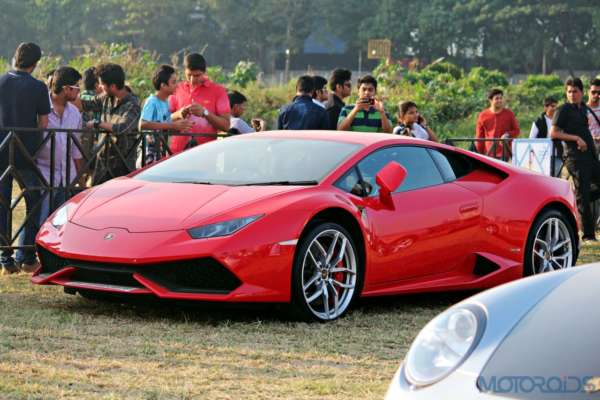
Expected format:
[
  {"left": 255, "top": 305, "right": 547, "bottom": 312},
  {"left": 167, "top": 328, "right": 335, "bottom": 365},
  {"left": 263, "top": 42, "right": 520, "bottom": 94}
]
[{"left": 459, "top": 203, "right": 479, "bottom": 214}]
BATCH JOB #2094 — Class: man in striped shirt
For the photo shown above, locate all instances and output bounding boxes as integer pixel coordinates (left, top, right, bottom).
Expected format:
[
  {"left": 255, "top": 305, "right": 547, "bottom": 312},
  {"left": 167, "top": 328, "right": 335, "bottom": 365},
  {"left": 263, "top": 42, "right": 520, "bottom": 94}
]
[{"left": 337, "top": 75, "right": 392, "bottom": 133}]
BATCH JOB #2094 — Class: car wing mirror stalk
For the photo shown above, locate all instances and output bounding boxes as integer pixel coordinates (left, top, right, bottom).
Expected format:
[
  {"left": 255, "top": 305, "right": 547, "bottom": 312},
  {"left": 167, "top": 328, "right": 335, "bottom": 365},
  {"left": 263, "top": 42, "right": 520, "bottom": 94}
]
[{"left": 375, "top": 161, "right": 406, "bottom": 208}]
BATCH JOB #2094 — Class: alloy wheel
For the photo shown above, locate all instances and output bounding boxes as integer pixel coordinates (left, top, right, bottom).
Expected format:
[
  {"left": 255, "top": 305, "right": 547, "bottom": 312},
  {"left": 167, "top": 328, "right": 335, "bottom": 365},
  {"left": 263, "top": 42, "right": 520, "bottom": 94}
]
[
  {"left": 301, "top": 229, "right": 357, "bottom": 320},
  {"left": 531, "top": 217, "right": 573, "bottom": 274}
]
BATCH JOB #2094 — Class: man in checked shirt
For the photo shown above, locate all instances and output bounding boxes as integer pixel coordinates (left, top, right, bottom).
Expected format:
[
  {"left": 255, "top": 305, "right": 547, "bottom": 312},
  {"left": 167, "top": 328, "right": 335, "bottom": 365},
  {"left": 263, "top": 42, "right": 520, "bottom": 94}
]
[{"left": 79, "top": 63, "right": 141, "bottom": 185}]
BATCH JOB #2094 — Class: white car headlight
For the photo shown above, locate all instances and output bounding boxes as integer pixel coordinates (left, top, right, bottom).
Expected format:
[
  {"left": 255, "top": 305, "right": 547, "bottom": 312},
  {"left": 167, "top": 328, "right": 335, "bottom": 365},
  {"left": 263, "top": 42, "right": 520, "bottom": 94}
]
[
  {"left": 188, "top": 215, "right": 263, "bottom": 239},
  {"left": 404, "top": 305, "right": 486, "bottom": 387},
  {"left": 51, "top": 203, "right": 73, "bottom": 229}
]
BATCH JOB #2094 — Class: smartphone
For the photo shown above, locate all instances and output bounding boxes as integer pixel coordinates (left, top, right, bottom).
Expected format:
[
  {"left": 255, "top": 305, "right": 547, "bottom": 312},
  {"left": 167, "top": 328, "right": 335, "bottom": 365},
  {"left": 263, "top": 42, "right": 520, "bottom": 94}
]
[{"left": 360, "top": 98, "right": 375, "bottom": 105}]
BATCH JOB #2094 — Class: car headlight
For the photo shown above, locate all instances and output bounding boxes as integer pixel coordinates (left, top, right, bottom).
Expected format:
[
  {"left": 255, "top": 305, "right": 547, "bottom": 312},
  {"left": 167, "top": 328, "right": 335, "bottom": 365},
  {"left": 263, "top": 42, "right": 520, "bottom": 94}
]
[
  {"left": 188, "top": 215, "right": 263, "bottom": 239},
  {"left": 404, "top": 304, "right": 487, "bottom": 387},
  {"left": 51, "top": 203, "right": 74, "bottom": 229}
]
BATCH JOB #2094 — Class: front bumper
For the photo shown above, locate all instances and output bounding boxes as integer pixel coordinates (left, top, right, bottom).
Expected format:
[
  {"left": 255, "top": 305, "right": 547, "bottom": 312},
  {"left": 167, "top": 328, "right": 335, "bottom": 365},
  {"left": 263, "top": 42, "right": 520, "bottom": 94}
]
[{"left": 33, "top": 221, "right": 296, "bottom": 302}]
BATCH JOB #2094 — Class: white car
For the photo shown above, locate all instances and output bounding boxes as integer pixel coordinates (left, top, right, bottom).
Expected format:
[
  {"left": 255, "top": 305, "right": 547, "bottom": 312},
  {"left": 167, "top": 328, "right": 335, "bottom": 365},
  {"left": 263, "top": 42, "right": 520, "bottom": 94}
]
[{"left": 386, "top": 264, "right": 600, "bottom": 399}]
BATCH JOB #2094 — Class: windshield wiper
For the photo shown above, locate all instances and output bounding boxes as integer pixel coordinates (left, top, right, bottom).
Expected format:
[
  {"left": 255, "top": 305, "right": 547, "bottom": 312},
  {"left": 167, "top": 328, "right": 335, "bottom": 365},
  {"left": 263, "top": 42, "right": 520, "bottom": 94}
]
[
  {"left": 234, "top": 180, "right": 319, "bottom": 186},
  {"left": 172, "top": 181, "right": 215, "bottom": 185}
]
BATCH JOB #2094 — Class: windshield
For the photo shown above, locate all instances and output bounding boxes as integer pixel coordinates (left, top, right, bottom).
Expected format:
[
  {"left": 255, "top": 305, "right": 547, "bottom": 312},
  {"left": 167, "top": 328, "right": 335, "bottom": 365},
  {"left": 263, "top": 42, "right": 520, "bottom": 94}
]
[{"left": 134, "top": 137, "right": 362, "bottom": 185}]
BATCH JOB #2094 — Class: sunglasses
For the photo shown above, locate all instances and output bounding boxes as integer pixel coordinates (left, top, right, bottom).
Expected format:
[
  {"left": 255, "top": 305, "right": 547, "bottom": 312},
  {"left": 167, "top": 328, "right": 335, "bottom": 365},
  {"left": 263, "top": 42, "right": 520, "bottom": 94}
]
[{"left": 591, "top": 90, "right": 600, "bottom": 95}]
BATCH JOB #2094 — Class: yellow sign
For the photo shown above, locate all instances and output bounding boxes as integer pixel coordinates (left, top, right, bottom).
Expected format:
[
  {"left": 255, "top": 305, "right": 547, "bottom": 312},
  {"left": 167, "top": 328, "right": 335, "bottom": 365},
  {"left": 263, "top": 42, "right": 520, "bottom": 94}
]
[{"left": 368, "top": 39, "right": 392, "bottom": 60}]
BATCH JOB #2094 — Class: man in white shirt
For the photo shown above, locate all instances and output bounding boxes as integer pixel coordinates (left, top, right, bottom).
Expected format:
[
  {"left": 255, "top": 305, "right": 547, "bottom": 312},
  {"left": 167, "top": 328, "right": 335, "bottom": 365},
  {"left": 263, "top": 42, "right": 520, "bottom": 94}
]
[
  {"left": 587, "top": 79, "right": 600, "bottom": 150},
  {"left": 312, "top": 76, "right": 328, "bottom": 108},
  {"left": 228, "top": 90, "right": 265, "bottom": 134},
  {"left": 37, "top": 67, "right": 84, "bottom": 225},
  {"left": 529, "top": 97, "right": 562, "bottom": 176},
  {"left": 586, "top": 79, "right": 600, "bottom": 230},
  {"left": 529, "top": 97, "right": 557, "bottom": 138}
]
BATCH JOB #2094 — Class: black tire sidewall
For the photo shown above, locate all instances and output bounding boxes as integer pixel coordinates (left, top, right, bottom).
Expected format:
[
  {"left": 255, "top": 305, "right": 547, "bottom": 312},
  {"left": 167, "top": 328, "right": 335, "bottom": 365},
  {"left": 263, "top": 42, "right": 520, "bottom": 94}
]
[
  {"left": 290, "top": 222, "right": 362, "bottom": 322},
  {"left": 523, "top": 209, "right": 576, "bottom": 277}
]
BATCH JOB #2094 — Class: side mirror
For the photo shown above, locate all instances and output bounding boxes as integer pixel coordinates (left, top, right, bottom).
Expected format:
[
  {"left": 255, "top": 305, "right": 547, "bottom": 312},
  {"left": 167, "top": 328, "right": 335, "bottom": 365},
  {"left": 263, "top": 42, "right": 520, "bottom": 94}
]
[{"left": 375, "top": 161, "right": 406, "bottom": 201}]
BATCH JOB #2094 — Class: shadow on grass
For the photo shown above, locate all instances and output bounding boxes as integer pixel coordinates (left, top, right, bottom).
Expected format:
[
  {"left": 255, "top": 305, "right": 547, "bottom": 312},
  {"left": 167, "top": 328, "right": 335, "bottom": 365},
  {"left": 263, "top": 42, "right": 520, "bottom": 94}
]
[
  {"left": 47, "top": 288, "right": 478, "bottom": 325},
  {"left": 356, "top": 289, "right": 479, "bottom": 312}
]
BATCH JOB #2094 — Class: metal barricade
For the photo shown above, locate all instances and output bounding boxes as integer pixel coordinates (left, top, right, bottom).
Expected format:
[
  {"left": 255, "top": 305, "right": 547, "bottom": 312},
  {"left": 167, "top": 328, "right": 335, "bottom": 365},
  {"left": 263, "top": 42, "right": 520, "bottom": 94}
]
[{"left": 443, "top": 137, "right": 513, "bottom": 162}]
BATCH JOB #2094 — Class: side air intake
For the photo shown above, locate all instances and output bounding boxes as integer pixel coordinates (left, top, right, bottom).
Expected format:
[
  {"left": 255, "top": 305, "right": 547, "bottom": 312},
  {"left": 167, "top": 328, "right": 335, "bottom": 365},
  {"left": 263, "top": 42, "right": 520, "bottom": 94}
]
[{"left": 473, "top": 254, "right": 501, "bottom": 276}]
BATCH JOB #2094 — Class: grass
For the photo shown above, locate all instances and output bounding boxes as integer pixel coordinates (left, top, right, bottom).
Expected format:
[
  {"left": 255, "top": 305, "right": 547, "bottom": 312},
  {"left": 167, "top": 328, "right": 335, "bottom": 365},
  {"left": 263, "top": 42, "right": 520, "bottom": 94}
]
[{"left": 1, "top": 242, "right": 599, "bottom": 400}]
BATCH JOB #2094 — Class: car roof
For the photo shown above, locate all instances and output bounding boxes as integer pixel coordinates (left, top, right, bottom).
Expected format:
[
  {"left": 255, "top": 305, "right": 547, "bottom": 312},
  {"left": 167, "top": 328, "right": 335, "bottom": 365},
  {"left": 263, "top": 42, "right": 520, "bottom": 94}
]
[
  {"left": 233, "top": 130, "right": 519, "bottom": 175},
  {"left": 234, "top": 130, "right": 426, "bottom": 147}
]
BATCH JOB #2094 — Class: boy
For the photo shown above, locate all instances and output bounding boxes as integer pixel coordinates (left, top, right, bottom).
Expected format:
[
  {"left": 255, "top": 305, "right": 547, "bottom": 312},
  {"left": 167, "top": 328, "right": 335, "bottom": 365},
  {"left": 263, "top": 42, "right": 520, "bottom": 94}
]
[
  {"left": 228, "top": 90, "right": 265, "bottom": 134},
  {"left": 139, "top": 65, "right": 193, "bottom": 163}
]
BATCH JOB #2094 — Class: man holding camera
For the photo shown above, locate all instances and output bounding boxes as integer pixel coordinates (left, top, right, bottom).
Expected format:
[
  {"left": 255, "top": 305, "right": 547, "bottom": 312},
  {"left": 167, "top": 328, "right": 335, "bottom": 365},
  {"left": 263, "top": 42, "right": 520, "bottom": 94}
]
[{"left": 337, "top": 75, "right": 392, "bottom": 133}]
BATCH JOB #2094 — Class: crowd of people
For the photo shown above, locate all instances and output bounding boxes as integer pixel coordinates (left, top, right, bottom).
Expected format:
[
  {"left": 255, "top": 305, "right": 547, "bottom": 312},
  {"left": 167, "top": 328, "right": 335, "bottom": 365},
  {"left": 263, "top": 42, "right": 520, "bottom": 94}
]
[{"left": 1, "top": 41, "right": 600, "bottom": 274}]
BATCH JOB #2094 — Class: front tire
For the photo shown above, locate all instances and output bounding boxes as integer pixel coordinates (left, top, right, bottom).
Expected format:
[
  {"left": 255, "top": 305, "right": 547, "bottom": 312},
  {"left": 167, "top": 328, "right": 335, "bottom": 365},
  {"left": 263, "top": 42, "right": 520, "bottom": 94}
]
[
  {"left": 291, "top": 222, "right": 362, "bottom": 322},
  {"left": 524, "top": 209, "right": 576, "bottom": 276}
]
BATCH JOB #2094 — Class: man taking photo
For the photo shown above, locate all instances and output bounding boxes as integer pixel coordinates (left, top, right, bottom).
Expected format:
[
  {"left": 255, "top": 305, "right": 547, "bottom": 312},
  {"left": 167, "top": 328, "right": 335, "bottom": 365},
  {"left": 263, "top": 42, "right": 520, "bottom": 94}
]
[{"left": 337, "top": 75, "right": 392, "bottom": 133}]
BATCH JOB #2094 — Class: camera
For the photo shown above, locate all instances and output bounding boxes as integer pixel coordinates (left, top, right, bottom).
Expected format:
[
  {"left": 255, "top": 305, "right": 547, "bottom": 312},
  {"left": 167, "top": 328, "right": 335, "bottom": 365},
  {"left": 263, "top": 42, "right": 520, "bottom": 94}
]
[{"left": 360, "top": 98, "right": 375, "bottom": 105}]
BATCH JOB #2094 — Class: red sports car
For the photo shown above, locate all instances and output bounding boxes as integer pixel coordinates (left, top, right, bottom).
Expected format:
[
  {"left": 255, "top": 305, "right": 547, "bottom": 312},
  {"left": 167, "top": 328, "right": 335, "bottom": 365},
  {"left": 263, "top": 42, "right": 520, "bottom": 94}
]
[{"left": 33, "top": 131, "right": 579, "bottom": 321}]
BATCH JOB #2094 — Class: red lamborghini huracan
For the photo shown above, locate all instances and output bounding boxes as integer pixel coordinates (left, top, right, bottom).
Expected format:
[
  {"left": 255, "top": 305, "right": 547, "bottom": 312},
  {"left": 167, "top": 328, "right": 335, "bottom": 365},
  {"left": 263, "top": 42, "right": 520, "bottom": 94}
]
[{"left": 33, "top": 131, "right": 579, "bottom": 321}]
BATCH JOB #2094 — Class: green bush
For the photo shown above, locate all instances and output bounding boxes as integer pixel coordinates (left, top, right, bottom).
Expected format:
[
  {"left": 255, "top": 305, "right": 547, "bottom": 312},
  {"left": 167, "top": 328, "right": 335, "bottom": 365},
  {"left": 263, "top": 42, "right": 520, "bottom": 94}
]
[
  {"left": 238, "top": 80, "right": 295, "bottom": 129},
  {"left": 466, "top": 67, "right": 509, "bottom": 89},
  {"left": 0, "top": 58, "right": 9, "bottom": 75},
  {"left": 373, "top": 62, "right": 405, "bottom": 88},
  {"left": 425, "top": 61, "right": 463, "bottom": 80},
  {"left": 206, "top": 66, "right": 228, "bottom": 85},
  {"left": 67, "top": 43, "right": 160, "bottom": 100},
  {"left": 229, "top": 61, "right": 258, "bottom": 88}
]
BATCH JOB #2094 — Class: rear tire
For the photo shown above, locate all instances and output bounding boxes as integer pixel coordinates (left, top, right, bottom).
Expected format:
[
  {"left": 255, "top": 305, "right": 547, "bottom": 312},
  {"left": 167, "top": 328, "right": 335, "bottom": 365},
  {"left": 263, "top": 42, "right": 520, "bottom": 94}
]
[
  {"left": 523, "top": 209, "right": 576, "bottom": 276},
  {"left": 290, "top": 222, "right": 363, "bottom": 322}
]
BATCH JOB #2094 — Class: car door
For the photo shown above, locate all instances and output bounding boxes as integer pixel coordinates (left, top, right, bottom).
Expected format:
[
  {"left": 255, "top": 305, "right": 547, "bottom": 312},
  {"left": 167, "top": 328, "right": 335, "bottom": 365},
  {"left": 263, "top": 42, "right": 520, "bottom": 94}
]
[{"left": 354, "top": 145, "right": 482, "bottom": 284}]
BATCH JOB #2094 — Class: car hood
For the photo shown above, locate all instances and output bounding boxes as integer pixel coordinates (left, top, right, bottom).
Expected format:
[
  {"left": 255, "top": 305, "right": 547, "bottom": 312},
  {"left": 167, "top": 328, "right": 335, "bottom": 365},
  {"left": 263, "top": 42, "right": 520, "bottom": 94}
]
[
  {"left": 478, "top": 265, "right": 600, "bottom": 399},
  {"left": 70, "top": 178, "right": 307, "bottom": 232}
]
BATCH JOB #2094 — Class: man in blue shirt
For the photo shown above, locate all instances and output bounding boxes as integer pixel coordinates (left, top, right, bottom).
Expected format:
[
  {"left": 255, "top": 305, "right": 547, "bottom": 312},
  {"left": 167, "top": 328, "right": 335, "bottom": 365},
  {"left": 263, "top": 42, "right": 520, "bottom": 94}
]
[
  {"left": 139, "top": 65, "right": 193, "bottom": 164},
  {"left": 277, "top": 76, "right": 329, "bottom": 130},
  {"left": 0, "top": 42, "right": 51, "bottom": 274}
]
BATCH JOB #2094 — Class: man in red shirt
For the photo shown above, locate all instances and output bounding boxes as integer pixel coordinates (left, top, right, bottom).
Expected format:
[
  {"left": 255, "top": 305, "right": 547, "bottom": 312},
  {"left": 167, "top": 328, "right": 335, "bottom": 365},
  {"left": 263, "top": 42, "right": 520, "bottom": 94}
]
[
  {"left": 169, "top": 53, "right": 230, "bottom": 153},
  {"left": 475, "top": 88, "right": 520, "bottom": 159}
]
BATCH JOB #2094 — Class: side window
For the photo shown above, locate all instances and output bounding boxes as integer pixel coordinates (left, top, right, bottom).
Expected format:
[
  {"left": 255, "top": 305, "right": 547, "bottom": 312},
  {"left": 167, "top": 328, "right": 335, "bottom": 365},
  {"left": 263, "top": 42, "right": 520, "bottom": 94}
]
[
  {"left": 334, "top": 167, "right": 363, "bottom": 196},
  {"left": 437, "top": 149, "right": 474, "bottom": 179},
  {"left": 357, "top": 146, "right": 444, "bottom": 195},
  {"left": 428, "top": 149, "right": 456, "bottom": 182}
]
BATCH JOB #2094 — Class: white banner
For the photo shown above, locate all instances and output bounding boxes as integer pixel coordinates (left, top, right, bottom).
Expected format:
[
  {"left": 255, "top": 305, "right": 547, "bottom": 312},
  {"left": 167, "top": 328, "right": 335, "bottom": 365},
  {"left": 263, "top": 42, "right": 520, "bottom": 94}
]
[{"left": 512, "top": 139, "right": 554, "bottom": 176}]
